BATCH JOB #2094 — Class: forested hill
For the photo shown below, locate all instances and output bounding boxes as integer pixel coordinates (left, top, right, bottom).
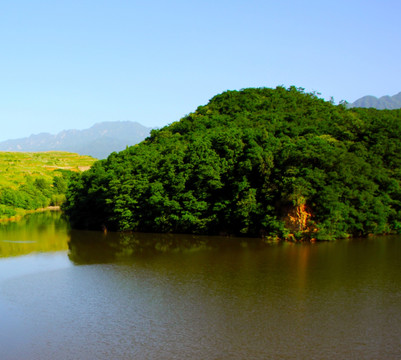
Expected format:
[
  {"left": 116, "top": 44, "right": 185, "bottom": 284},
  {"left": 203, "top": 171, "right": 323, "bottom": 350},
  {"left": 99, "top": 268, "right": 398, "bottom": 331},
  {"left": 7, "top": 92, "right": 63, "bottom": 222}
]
[{"left": 63, "top": 86, "right": 401, "bottom": 241}]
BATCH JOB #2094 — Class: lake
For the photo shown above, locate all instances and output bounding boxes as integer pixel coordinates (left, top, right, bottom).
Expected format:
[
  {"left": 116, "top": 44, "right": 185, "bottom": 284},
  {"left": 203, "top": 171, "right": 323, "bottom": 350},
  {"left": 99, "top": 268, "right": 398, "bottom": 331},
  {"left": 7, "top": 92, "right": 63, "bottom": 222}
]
[{"left": 0, "top": 211, "right": 400, "bottom": 359}]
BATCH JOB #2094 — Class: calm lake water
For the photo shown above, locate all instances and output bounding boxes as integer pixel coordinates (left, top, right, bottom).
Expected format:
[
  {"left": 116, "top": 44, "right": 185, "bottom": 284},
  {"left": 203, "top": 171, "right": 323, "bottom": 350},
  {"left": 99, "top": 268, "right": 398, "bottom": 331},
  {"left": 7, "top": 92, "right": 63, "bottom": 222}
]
[{"left": 0, "top": 211, "right": 400, "bottom": 359}]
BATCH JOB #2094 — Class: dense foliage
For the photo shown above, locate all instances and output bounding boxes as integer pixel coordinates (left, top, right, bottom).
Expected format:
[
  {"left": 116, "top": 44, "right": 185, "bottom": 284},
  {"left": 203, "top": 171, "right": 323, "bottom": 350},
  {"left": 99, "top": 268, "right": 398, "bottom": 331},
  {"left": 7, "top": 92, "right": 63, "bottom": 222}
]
[
  {"left": 0, "top": 171, "right": 70, "bottom": 218},
  {"left": 63, "top": 87, "right": 401, "bottom": 240}
]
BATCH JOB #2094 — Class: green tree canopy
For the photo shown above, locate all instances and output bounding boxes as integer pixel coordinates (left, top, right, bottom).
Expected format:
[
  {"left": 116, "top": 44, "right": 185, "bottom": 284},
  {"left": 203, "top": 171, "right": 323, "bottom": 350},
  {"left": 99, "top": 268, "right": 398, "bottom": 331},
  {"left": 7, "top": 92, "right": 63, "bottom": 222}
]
[{"left": 63, "top": 87, "right": 401, "bottom": 240}]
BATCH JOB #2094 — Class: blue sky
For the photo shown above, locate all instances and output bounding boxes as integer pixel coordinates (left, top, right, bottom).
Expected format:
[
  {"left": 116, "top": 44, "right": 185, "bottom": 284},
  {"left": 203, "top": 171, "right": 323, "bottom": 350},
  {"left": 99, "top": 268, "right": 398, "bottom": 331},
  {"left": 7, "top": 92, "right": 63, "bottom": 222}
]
[{"left": 0, "top": 0, "right": 400, "bottom": 142}]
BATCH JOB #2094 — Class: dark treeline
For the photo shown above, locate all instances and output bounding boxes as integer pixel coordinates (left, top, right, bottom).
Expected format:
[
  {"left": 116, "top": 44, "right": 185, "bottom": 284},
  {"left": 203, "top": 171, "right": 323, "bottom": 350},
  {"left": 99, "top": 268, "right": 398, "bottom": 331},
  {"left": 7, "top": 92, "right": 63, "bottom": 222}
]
[{"left": 63, "top": 86, "right": 401, "bottom": 240}]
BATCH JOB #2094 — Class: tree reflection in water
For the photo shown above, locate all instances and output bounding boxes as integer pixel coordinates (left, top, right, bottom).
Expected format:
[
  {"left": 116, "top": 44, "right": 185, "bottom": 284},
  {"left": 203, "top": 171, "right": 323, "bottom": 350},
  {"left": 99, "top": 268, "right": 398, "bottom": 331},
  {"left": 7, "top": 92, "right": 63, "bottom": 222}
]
[{"left": 67, "top": 229, "right": 270, "bottom": 265}]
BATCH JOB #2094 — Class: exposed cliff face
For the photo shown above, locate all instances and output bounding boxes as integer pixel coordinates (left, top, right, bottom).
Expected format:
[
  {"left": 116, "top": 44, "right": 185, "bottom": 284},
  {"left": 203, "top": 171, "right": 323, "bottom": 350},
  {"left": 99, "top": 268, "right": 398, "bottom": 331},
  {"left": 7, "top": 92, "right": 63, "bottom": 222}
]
[{"left": 283, "top": 203, "right": 315, "bottom": 240}]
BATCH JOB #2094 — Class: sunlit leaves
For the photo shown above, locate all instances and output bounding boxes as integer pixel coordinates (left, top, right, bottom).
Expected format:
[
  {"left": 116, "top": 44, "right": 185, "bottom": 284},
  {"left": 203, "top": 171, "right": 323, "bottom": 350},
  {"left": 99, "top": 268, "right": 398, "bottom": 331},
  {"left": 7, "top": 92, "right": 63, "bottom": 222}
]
[{"left": 64, "top": 87, "right": 401, "bottom": 239}]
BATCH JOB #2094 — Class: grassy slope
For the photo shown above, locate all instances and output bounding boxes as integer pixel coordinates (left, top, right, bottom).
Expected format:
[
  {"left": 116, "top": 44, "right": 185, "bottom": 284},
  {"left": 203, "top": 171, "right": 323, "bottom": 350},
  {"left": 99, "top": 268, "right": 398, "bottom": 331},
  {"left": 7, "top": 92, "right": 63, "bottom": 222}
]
[
  {"left": 0, "top": 151, "right": 96, "bottom": 219},
  {"left": 0, "top": 151, "right": 95, "bottom": 188}
]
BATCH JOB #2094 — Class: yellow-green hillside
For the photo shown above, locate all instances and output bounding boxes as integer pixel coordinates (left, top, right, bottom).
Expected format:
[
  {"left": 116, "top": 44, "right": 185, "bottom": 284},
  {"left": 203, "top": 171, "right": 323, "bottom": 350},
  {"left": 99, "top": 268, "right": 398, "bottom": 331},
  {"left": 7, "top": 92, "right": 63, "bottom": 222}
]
[{"left": 0, "top": 151, "right": 96, "bottom": 219}]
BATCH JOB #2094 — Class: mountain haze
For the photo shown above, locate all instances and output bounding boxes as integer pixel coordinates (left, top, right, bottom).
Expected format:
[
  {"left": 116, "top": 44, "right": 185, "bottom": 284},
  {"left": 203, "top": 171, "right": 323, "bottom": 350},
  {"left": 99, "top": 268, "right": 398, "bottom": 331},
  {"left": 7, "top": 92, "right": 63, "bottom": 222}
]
[
  {"left": 350, "top": 91, "right": 401, "bottom": 109},
  {"left": 0, "top": 121, "right": 152, "bottom": 159}
]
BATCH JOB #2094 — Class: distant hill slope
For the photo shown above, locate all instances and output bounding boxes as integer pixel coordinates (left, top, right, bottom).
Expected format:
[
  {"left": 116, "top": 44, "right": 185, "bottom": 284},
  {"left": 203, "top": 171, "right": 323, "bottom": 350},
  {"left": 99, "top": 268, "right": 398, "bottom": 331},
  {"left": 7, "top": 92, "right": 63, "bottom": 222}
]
[
  {"left": 0, "top": 121, "right": 152, "bottom": 159},
  {"left": 350, "top": 91, "right": 401, "bottom": 109},
  {"left": 0, "top": 151, "right": 96, "bottom": 219},
  {"left": 0, "top": 151, "right": 96, "bottom": 188}
]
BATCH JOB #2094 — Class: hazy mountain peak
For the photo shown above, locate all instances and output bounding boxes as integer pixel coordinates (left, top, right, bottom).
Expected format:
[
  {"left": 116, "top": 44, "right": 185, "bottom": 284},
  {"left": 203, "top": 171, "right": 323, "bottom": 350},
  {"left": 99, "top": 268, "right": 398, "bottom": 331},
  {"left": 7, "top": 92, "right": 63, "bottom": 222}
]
[
  {"left": 350, "top": 91, "right": 401, "bottom": 109},
  {"left": 0, "top": 121, "right": 152, "bottom": 159}
]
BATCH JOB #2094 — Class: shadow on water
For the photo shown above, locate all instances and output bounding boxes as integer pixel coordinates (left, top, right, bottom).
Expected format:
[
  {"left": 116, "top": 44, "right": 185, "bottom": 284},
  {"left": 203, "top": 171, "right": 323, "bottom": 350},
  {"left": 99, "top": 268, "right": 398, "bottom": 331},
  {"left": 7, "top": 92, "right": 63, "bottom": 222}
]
[
  {"left": 67, "top": 229, "right": 276, "bottom": 265},
  {"left": 0, "top": 210, "right": 288, "bottom": 262}
]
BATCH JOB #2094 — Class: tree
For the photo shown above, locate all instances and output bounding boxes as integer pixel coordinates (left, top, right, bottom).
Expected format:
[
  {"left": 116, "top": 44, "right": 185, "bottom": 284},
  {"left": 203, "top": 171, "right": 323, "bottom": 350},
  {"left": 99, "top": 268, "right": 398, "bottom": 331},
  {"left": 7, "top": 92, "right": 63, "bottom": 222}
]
[{"left": 64, "top": 87, "right": 401, "bottom": 240}]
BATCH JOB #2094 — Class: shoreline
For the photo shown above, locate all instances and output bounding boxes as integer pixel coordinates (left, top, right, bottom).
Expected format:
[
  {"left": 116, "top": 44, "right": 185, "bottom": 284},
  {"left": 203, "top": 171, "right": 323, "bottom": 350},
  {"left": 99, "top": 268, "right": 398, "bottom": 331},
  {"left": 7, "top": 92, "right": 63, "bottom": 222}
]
[{"left": 0, "top": 206, "right": 61, "bottom": 223}]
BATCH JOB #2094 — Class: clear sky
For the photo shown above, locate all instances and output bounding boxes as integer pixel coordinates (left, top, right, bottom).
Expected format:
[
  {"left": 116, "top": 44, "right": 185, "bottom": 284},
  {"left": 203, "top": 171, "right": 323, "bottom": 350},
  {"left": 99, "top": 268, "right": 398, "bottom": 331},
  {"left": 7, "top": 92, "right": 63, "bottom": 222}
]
[{"left": 0, "top": 0, "right": 400, "bottom": 142}]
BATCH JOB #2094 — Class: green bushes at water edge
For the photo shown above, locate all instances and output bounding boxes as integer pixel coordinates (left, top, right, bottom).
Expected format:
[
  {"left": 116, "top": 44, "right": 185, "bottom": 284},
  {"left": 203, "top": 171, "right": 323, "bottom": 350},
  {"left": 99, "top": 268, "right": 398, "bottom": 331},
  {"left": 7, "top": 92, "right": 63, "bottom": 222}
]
[
  {"left": 0, "top": 171, "right": 69, "bottom": 217},
  {"left": 63, "top": 86, "right": 401, "bottom": 240},
  {"left": 0, "top": 152, "right": 96, "bottom": 219}
]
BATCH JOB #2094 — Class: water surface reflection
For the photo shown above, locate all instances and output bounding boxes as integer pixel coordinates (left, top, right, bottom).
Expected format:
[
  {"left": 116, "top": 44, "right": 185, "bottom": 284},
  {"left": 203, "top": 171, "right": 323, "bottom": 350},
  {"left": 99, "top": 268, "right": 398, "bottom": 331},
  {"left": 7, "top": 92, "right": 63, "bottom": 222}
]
[
  {"left": 0, "top": 211, "right": 68, "bottom": 257},
  {"left": 0, "top": 212, "right": 400, "bottom": 359},
  {"left": 67, "top": 229, "right": 271, "bottom": 264}
]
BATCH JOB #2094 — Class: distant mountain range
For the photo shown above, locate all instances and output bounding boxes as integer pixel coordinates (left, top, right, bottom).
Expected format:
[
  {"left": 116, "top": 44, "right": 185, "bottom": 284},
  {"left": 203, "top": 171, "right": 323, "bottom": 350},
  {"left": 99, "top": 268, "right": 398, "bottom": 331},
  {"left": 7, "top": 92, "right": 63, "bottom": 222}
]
[
  {"left": 0, "top": 121, "right": 152, "bottom": 159},
  {"left": 350, "top": 91, "right": 401, "bottom": 109}
]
